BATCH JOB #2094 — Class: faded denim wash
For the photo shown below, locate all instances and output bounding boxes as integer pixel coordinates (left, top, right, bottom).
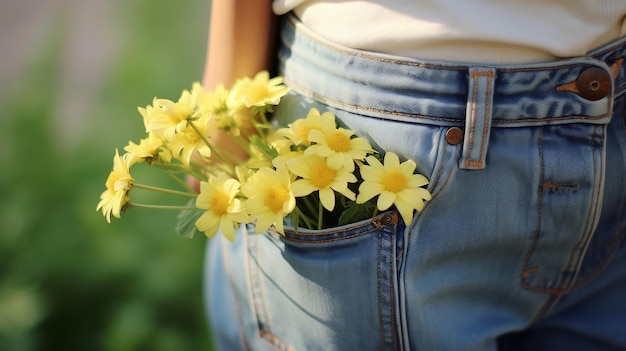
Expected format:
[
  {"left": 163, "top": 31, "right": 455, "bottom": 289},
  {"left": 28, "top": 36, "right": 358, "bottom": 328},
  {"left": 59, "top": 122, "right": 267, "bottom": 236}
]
[{"left": 205, "top": 15, "right": 626, "bottom": 351}]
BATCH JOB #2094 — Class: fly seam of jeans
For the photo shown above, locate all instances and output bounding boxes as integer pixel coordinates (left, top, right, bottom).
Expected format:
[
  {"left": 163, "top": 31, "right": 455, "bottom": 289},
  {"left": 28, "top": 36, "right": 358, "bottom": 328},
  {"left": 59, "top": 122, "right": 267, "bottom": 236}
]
[
  {"left": 427, "top": 134, "right": 460, "bottom": 201},
  {"left": 565, "top": 199, "right": 626, "bottom": 293},
  {"left": 521, "top": 128, "right": 545, "bottom": 291},
  {"left": 558, "top": 124, "right": 606, "bottom": 292}
]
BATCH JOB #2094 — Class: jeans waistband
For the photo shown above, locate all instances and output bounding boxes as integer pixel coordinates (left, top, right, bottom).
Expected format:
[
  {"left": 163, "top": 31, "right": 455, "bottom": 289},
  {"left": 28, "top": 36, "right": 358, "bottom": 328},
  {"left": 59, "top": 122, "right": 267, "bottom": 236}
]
[{"left": 278, "top": 14, "right": 626, "bottom": 128}]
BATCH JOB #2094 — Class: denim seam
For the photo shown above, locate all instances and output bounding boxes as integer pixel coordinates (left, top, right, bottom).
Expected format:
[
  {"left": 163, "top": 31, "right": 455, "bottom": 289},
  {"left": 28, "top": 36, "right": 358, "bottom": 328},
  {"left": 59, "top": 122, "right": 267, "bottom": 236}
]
[
  {"left": 248, "top": 235, "right": 296, "bottom": 351},
  {"left": 530, "top": 294, "right": 559, "bottom": 322},
  {"left": 521, "top": 128, "right": 544, "bottom": 291},
  {"left": 377, "top": 231, "right": 385, "bottom": 351},
  {"left": 259, "top": 330, "right": 296, "bottom": 351},
  {"left": 531, "top": 199, "right": 625, "bottom": 300},
  {"left": 521, "top": 125, "right": 616, "bottom": 295},
  {"left": 280, "top": 220, "right": 379, "bottom": 236},
  {"left": 428, "top": 134, "right": 460, "bottom": 201},
  {"left": 559, "top": 124, "right": 607, "bottom": 292},
  {"left": 564, "top": 198, "right": 626, "bottom": 293},
  {"left": 284, "top": 78, "right": 612, "bottom": 126},
  {"left": 278, "top": 227, "right": 380, "bottom": 243},
  {"left": 389, "top": 229, "right": 398, "bottom": 351},
  {"left": 549, "top": 128, "right": 600, "bottom": 293},
  {"left": 221, "top": 238, "right": 252, "bottom": 351}
]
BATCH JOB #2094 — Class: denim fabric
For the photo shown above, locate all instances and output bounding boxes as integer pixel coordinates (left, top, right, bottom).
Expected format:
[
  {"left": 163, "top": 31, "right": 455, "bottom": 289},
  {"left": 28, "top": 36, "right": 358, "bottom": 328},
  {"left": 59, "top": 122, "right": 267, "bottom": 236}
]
[{"left": 205, "top": 15, "right": 626, "bottom": 351}]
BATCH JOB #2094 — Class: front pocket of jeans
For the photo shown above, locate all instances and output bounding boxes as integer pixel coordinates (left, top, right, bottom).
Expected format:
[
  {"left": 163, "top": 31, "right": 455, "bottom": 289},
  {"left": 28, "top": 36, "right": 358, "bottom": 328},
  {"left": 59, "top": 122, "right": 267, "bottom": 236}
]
[{"left": 246, "top": 212, "right": 402, "bottom": 351}]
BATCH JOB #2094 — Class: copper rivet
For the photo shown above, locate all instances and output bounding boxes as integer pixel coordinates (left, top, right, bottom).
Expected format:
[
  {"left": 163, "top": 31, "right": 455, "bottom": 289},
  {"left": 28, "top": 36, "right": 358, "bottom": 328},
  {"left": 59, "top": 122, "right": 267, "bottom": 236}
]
[
  {"left": 576, "top": 67, "right": 610, "bottom": 101},
  {"left": 445, "top": 127, "right": 463, "bottom": 145},
  {"left": 380, "top": 214, "right": 394, "bottom": 226}
]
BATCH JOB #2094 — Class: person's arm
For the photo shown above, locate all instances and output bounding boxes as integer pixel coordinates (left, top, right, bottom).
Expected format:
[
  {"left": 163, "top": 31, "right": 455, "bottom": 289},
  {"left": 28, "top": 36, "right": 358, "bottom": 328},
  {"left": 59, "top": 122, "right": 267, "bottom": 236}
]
[
  {"left": 204, "top": 0, "right": 276, "bottom": 88},
  {"left": 189, "top": 0, "right": 276, "bottom": 190}
]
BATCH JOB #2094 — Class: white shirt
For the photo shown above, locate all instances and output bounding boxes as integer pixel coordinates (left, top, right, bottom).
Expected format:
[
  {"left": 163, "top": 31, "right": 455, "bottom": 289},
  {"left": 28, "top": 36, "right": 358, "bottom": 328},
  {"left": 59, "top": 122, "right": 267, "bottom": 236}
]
[{"left": 273, "top": 0, "right": 626, "bottom": 63}]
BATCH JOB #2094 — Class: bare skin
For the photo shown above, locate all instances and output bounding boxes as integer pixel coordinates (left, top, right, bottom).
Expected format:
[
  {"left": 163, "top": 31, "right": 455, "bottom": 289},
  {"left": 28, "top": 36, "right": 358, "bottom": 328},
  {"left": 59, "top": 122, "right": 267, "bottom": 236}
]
[{"left": 188, "top": 0, "right": 277, "bottom": 191}]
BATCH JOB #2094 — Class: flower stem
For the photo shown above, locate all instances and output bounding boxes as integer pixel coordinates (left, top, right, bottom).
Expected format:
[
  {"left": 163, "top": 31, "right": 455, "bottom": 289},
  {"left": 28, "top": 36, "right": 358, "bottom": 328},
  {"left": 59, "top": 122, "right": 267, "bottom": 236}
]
[
  {"left": 294, "top": 207, "right": 316, "bottom": 229},
  {"left": 130, "top": 203, "right": 199, "bottom": 211},
  {"left": 188, "top": 120, "right": 237, "bottom": 167},
  {"left": 317, "top": 200, "right": 323, "bottom": 230},
  {"left": 134, "top": 183, "right": 197, "bottom": 198},
  {"left": 167, "top": 173, "right": 196, "bottom": 193}
]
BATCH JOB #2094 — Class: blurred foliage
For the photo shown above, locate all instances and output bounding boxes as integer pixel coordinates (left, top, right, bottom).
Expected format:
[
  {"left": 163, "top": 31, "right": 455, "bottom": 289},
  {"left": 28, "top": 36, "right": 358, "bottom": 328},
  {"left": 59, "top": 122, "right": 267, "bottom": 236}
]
[{"left": 0, "top": 1, "right": 215, "bottom": 350}]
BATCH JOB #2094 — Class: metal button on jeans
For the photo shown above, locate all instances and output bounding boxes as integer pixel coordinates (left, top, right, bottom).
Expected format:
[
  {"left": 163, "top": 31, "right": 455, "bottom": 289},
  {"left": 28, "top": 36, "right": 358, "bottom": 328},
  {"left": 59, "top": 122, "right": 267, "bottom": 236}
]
[
  {"left": 445, "top": 127, "right": 463, "bottom": 145},
  {"left": 576, "top": 67, "right": 611, "bottom": 101}
]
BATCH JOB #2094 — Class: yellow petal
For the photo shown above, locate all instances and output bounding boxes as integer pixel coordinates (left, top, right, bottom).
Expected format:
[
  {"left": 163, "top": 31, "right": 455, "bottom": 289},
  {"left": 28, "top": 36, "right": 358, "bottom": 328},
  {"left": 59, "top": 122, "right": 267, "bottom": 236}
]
[
  {"left": 356, "top": 182, "right": 384, "bottom": 203},
  {"left": 393, "top": 196, "right": 416, "bottom": 224},
  {"left": 291, "top": 180, "right": 316, "bottom": 197},
  {"left": 219, "top": 218, "right": 236, "bottom": 242},
  {"left": 319, "top": 188, "right": 336, "bottom": 211},
  {"left": 377, "top": 191, "right": 396, "bottom": 211}
]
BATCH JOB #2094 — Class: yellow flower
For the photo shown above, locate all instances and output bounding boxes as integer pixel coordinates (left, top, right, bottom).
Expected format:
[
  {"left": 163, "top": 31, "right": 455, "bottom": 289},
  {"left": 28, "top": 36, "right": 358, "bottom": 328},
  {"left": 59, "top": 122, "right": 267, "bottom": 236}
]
[
  {"left": 246, "top": 142, "right": 274, "bottom": 169},
  {"left": 288, "top": 154, "right": 356, "bottom": 211},
  {"left": 195, "top": 173, "right": 249, "bottom": 242},
  {"left": 124, "top": 133, "right": 167, "bottom": 164},
  {"left": 145, "top": 88, "right": 199, "bottom": 141},
  {"left": 193, "top": 82, "right": 225, "bottom": 116},
  {"left": 196, "top": 82, "right": 246, "bottom": 136},
  {"left": 96, "top": 150, "right": 135, "bottom": 223},
  {"left": 241, "top": 166, "right": 295, "bottom": 234},
  {"left": 169, "top": 115, "right": 212, "bottom": 166},
  {"left": 305, "top": 122, "right": 373, "bottom": 172},
  {"left": 230, "top": 71, "right": 290, "bottom": 108},
  {"left": 277, "top": 108, "right": 335, "bottom": 146},
  {"left": 356, "top": 152, "right": 431, "bottom": 224}
]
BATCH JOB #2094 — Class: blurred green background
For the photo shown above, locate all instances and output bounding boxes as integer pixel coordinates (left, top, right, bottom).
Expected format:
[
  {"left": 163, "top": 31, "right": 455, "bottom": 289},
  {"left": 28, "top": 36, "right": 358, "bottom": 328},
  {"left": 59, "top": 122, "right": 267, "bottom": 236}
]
[{"left": 0, "top": 1, "right": 216, "bottom": 350}]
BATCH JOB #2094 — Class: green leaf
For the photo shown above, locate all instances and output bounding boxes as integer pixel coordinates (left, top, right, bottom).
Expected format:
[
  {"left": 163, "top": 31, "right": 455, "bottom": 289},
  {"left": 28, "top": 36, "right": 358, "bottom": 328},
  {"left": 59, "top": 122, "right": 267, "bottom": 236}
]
[
  {"left": 175, "top": 199, "right": 202, "bottom": 238},
  {"left": 249, "top": 134, "right": 279, "bottom": 160},
  {"left": 338, "top": 199, "right": 377, "bottom": 226}
]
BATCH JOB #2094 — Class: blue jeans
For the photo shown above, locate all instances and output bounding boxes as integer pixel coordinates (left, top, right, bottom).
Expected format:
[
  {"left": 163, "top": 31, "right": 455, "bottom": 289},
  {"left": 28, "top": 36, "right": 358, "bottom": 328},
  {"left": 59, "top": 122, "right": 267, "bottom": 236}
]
[{"left": 205, "top": 15, "right": 626, "bottom": 351}]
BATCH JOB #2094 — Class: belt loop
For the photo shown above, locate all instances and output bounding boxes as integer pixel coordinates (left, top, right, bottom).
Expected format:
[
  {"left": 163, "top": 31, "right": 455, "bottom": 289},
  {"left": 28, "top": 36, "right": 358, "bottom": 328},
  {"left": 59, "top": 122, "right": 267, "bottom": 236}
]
[{"left": 460, "top": 67, "right": 496, "bottom": 170}]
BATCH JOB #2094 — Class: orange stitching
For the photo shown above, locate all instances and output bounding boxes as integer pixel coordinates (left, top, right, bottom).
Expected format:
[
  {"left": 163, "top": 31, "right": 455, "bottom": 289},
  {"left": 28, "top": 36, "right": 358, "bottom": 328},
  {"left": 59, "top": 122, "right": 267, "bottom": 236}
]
[
  {"left": 281, "top": 219, "right": 376, "bottom": 236},
  {"left": 259, "top": 330, "right": 297, "bottom": 351},
  {"left": 520, "top": 128, "right": 544, "bottom": 291},
  {"left": 610, "top": 58, "right": 623, "bottom": 79},
  {"left": 284, "top": 77, "right": 611, "bottom": 125},
  {"left": 555, "top": 80, "right": 580, "bottom": 94},
  {"left": 279, "top": 229, "right": 379, "bottom": 244}
]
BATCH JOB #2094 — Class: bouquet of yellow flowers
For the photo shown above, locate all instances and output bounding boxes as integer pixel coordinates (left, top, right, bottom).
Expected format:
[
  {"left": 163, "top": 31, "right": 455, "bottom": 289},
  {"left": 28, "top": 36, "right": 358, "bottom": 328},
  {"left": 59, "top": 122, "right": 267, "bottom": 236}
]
[{"left": 96, "top": 71, "right": 431, "bottom": 242}]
